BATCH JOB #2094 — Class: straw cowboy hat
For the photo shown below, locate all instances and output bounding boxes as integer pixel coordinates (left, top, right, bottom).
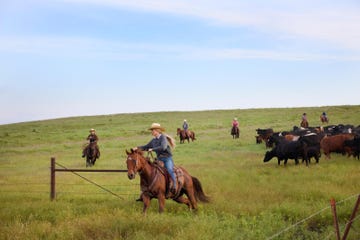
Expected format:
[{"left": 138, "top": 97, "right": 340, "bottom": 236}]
[
  {"left": 89, "top": 128, "right": 95, "bottom": 133},
  {"left": 148, "top": 123, "right": 165, "bottom": 132}
]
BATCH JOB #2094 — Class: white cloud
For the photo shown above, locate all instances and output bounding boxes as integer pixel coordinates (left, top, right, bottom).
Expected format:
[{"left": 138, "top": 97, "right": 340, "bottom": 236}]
[
  {"left": 58, "top": 0, "right": 360, "bottom": 51},
  {"left": 1, "top": 35, "right": 359, "bottom": 61}
]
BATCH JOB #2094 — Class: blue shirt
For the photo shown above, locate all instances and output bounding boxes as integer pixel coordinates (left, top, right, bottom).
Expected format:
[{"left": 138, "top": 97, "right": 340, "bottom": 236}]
[{"left": 139, "top": 134, "right": 172, "bottom": 158}]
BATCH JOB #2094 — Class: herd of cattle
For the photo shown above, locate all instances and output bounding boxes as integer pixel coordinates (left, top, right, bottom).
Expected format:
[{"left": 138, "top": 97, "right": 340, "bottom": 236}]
[{"left": 255, "top": 124, "right": 360, "bottom": 166}]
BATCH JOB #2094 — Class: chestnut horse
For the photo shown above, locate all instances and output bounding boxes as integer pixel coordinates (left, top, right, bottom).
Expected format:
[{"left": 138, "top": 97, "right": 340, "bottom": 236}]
[
  {"left": 125, "top": 149, "right": 209, "bottom": 214},
  {"left": 176, "top": 128, "right": 196, "bottom": 143}
]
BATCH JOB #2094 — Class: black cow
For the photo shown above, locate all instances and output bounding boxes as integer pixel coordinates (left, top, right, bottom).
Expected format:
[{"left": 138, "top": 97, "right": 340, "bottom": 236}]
[
  {"left": 302, "top": 145, "right": 321, "bottom": 164},
  {"left": 344, "top": 136, "right": 360, "bottom": 159},
  {"left": 298, "top": 133, "right": 322, "bottom": 165},
  {"left": 263, "top": 140, "right": 304, "bottom": 166},
  {"left": 256, "top": 128, "right": 274, "bottom": 146}
]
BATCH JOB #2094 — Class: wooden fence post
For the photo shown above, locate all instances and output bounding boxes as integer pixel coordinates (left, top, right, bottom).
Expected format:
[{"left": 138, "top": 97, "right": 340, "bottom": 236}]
[
  {"left": 330, "top": 198, "right": 341, "bottom": 240},
  {"left": 50, "top": 157, "right": 56, "bottom": 201}
]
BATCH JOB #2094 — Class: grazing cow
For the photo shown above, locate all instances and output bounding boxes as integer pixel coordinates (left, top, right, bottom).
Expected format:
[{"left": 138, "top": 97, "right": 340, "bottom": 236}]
[
  {"left": 263, "top": 140, "right": 304, "bottom": 166},
  {"left": 320, "top": 134, "right": 354, "bottom": 159}
]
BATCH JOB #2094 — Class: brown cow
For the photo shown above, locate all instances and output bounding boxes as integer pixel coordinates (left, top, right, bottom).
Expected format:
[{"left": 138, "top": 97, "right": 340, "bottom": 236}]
[
  {"left": 320, "top": 134, "right": 354, "bottom": 159},
  {"left": 284, "top": 134, "right": 300, "bottom": 142}
]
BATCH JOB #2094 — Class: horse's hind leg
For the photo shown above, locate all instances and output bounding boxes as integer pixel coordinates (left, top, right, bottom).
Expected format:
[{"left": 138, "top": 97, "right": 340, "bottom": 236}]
[
  {"left": 186, "top": 192, "right": 198, "bottom": 210},
  {"left": 182, "top": 187, "right": 198, "bottom": 210},
  {"left": 173, "top": 195, "right": 192, "bottom": 209}
]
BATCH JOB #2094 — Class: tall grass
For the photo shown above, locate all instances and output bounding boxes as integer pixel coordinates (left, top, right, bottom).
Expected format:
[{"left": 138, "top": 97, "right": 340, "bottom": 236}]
[{"left": 1, "top": 106, "right": 360, "bottom": 239}]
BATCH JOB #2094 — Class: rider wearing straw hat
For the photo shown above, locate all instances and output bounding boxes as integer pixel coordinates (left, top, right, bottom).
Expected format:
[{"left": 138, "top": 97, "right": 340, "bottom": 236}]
[
  {"left": 133, "top": 123, "right": 177, "bottom": 194},
  {"left": 82, "top": 128, "right": 100, "bottom": 158}
]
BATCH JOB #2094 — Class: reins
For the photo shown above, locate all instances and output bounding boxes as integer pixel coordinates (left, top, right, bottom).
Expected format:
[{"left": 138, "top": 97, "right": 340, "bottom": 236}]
[
  {"left": 146, "top": 151, "right": 155, "bottom": 161},
  {"left": 133, "top": 151, "right": 164, "bottom": 196}
]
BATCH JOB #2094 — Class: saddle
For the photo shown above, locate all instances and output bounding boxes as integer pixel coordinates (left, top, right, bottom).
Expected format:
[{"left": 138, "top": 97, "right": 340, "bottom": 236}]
[{"left": 152, "top": 159, "right": 184, "bottom": 197}]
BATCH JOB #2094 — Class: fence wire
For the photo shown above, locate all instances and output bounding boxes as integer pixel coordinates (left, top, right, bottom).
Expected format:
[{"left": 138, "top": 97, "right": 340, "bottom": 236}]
[
  {"left": 55, "top": 161, "right": 127, "bottom": 200},
  {"left": 266, "top": 193, "right": 360, "bottom": 240}
]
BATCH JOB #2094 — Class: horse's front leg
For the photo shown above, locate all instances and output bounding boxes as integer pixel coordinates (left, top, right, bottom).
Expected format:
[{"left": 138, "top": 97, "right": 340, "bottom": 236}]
[
  {"left": 158, "top": 194, "right": 166, "bottom": 213},
  {"left": 142, "top": 195, "right": 151, "bottom": 215}
]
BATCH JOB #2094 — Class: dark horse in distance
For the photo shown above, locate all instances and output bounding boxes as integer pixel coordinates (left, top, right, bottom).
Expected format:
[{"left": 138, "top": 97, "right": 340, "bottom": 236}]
[
  {"left": 126, "top": 149, "right": 209, "bottom": 214},
  {"left": 177, "top": 128, "right": 196, "bottom": 144},
  {"left": 231, "top": 126, "right": 240, "bottom": 139},
  {"left": 300, "top": 120, "right": 309, "bottom": 128},
  {"left": 320, "top": 115, "right": 329, "bottom": 123},
  {"left": 82, "top": 142, "right": 100, "bottom": 167}
]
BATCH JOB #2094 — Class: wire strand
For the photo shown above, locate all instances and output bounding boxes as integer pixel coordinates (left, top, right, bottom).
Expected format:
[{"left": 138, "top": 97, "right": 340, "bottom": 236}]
[
  {"left": 266, "top": 193, "right": 360, "bottom": 240},
  {"left": 55, "top": 162, "right": 125, "bottom": 200}
]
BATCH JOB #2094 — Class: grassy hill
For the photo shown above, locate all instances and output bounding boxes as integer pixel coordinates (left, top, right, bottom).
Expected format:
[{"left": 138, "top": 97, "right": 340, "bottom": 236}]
[{"left": 1, "top": 105, "right": 360, "bottom": 239}]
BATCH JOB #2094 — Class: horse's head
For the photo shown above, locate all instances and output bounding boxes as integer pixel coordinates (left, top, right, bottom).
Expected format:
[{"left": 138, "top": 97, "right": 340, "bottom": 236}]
[
  {"left": 125, "top": 149, "right": 145, "bottom": 180},
  {"left": 176, "top": 128, "right": 181, "bottom": 135}
]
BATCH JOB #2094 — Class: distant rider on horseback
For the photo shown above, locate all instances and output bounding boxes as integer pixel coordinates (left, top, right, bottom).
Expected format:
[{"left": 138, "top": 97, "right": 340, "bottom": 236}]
[
  {"left": 183, "top": 119, "right": 190, "bottom": 137},
  {"left": 231, "top": 117, "right": 240, "bottom": 138},
  {"left": 320, "top": 112, "right": 329, "bottom": 123},
  {"left": 232, "top": 118, "right": 239, "bottom": 129},
  {"left": 82, "top": 128, "right": 100, "bottom": 158},
  {"left": 301, "top": 113, "right": 309, "bottom": 128}
]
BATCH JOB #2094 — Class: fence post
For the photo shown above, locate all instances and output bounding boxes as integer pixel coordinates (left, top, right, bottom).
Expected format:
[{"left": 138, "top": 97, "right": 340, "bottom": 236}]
[
  {"left": 330, "top": 198, "right": 341, "bottom": 240},
  {"left": 50, "top": 157, "right": 56, "bottom": 201},
  {"left": 342, "top": 194, "right": 360, "bottom": 240}
]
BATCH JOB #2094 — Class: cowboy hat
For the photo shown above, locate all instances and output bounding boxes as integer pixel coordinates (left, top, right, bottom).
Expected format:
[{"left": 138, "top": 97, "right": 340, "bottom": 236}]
[
  {"left": 89, "top": 128, "right": 95, "bottom": 132},
  {"left": 148, "top": 123, "right": 165, "bottom": 131}
]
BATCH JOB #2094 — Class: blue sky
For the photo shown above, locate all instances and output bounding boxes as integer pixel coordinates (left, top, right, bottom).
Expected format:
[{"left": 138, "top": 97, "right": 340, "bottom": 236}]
[{"left": 1, "top": 0, "right": 359, "bottom": 124}]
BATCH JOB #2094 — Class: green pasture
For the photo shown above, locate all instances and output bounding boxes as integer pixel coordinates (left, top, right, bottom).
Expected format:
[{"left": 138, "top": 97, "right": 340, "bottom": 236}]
[{"left": 0, "top": 105, "right": 360, "bottom": 240}]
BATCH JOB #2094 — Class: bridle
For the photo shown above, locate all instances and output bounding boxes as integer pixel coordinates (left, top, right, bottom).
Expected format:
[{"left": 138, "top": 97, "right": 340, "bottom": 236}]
[{"left": 127, "top": 153, "right": 140, "bottom": 173}]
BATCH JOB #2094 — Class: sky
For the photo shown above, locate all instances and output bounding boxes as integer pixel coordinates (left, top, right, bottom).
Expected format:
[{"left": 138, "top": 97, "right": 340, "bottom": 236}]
[{"left": 0, "top": 0, "right": 359, "bottom": 125}]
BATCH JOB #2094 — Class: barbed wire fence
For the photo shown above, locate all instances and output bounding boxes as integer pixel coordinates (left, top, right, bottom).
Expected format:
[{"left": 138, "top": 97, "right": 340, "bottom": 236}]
[
  {"left": 0, "top": 159, "right": 139, "bottom": 200},
  {"left": 1, "top": 159, "right": 359, "bottom": 239},
  {"left": 266, "top": 193, "right": 360, "bottom": 240}
]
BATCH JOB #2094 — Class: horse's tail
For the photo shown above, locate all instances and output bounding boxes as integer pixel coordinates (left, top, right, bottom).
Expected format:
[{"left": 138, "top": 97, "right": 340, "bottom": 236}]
[
  {"left": 191, "top": 176, "right": 210, "bottom": 203},
  {"left": 192, "top": 131, "right": 196, "bottom": 140}
]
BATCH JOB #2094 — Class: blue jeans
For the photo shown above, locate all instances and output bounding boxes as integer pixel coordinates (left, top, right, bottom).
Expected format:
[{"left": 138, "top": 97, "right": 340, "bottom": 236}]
[{"left": 158, "top": 156, "right": 176, "bottom": 188}]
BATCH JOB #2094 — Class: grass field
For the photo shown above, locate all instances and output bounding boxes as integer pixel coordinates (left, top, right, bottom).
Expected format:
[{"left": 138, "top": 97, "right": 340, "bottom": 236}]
[{"left": 1, "top": 105, "right": 360, "bottom": 240}]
